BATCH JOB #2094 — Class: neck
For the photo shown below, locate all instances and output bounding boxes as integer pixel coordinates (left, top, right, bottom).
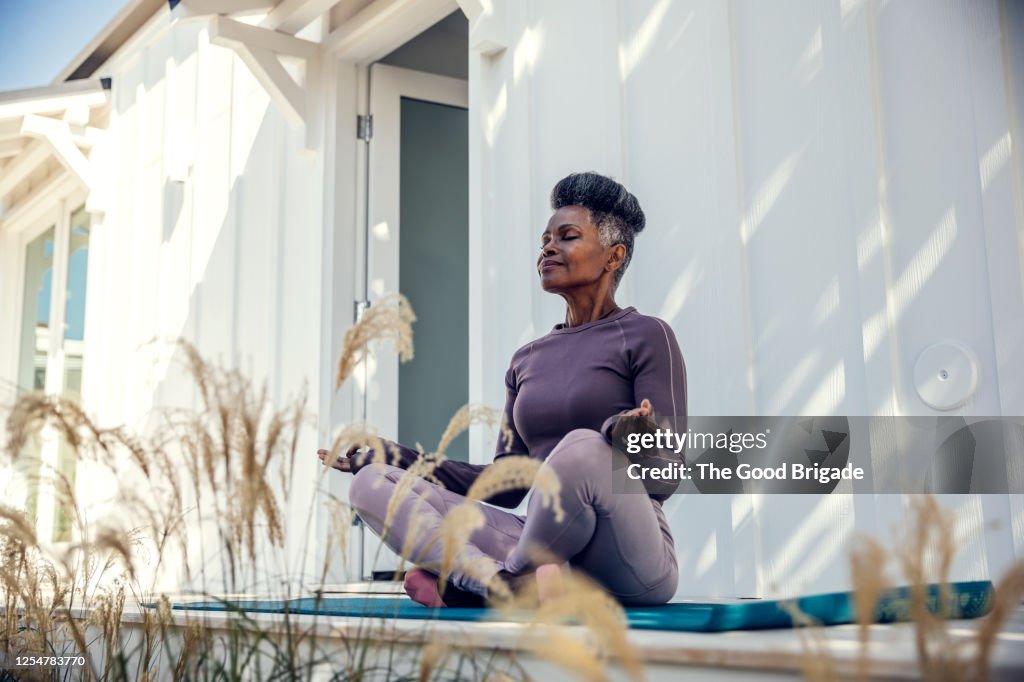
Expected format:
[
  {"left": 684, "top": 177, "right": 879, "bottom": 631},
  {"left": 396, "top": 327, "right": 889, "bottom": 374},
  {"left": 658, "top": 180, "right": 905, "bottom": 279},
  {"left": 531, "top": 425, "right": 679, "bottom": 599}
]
[{"left": 561, "top": 289, "right": 620, "bottom": 328}]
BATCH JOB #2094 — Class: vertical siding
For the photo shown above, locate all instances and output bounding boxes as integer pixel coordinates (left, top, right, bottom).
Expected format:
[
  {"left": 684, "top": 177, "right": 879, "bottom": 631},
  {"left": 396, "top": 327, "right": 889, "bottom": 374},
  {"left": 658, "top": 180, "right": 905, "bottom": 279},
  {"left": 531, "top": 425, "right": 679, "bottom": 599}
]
[
  {"left": 471, "top": 0, "right": 1024, "bottom": 596},
  {"left": 82, "top": 15, "right": 326, "bottom": 588}
]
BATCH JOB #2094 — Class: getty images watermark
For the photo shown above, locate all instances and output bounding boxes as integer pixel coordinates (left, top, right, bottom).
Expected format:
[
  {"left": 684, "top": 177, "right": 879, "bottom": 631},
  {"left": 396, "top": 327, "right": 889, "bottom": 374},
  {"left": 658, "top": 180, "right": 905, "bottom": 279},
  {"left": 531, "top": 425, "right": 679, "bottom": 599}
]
[{"left": 607, "top": 415, "right": 1024, "bottom": 495}]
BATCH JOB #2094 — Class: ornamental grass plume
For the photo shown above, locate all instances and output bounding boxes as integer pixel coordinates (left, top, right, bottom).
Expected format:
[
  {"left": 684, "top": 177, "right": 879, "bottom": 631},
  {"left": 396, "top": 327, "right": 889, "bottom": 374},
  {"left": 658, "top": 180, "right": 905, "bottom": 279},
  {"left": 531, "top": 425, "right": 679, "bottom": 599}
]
[
  {"left": 335, "top": 293, "right": 416, "bottom": 391},
  {"left": 510, "top": 566, "right": 644, "bottom": 682},
  {"left": 435, "top": 403, "right": 510, "bottom": 459},
  {"left": 779, "top": 599, "right": 838, "bottom": 682},
  {"left": 397, "top": 497, "right": 438, "bottom": 572},
  {"left": 417, "top": 641, "right": 451, "bottom": 682},
  {"left": 161, "top": 338, "right": 310, "bottom": 583},
  {"left": 327, "top": 423, "right": 400, "bottom": 468},
  {"left": 849, "top": 535, "right": 889, "bottom": 679},
  {"left": 433, "top": 455, "right": 567, "bottom": 592},
  {"left": 840, "top": 494, "right": 1024, "bottom": 681},
  {"left": 382, "top": 450, "right": 446, "bottom": 536},
  {"left": 466, "top": 455, "right": 564, "bottom": 523},
  {"left": 437, "top": 504, "right": 486, "bottom": 590},
  {"left": 321, "top": 497, "right": 355, "bottom": 581},
  {"left": 975, "top": 559, "right": 1024, "bottom": 680},
  {"left": 897, "top": 495, "right": 963, "bottom": 680},
  {"left": 384, "top": 402, "right": 522, "bottom": 568},
  {"left": 1, "top": 328, "right": 531, "bottom": 680}
]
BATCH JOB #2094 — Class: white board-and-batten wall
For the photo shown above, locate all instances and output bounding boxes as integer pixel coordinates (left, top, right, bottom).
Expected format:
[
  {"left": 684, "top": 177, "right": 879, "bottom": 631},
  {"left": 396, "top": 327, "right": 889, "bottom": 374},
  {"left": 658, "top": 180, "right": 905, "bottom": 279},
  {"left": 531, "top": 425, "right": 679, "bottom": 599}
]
[
  {"left": 41, "top": 12, "right": 345, "bottom": 589},
  {"left": 465, "top": 0, "right": 1024, "bottom": 598}
]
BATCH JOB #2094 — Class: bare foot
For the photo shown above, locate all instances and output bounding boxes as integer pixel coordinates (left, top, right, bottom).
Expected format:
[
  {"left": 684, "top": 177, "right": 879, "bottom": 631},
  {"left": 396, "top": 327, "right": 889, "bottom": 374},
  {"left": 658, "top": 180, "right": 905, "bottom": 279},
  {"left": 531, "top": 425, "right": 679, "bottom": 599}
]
[
  {"left": 487, "top": 564, "right": 565, "bottom": 607},
  {"left": 535, "top": 563, "right": 565, "bottom": 604},
  {"left": 403, "top": 568, "right": 445, "bottom": 608}
]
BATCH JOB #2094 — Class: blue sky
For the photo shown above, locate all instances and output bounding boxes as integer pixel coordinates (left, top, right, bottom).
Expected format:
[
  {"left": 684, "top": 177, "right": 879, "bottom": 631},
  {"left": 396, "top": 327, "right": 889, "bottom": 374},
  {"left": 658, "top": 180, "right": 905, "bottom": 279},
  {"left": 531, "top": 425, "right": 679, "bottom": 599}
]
[{"left": 0, "top": 0, "right": 130, "bottom": 91}]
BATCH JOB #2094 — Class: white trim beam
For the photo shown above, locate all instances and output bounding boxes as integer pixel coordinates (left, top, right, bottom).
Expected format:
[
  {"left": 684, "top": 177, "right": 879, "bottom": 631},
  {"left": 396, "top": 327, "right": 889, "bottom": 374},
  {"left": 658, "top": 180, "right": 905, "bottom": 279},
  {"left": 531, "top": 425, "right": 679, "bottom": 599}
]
[
  {"left": 0, "top": 119, "right": 21, "bottom": 142},
  {"left": 174, "top": 0, "right": 277, "bottom": 16},
  {"left": 0, "top": 139, "right": 51, "bottom": 201},
  {"left": 234, "top": 44, "right": 306, "bottom": 127},
  {"left": 0, "top": 80, "right": 109, "bottom": 121},
  {"left": 261, "top": 0, "right": 339, "bottom": 34},
  {"left": 208, "top": 14, "right": 321, "bottom": 146},
  {"left": 20, "top": 115, "right": 96, "bottom": 191},
  {"left": 0, "top": 171, "right": 77, "bottom": 231},
  {"left": 68, "top": 125, "right": 106, "bottom": 151},
  {"left": 323, "top": 0, "right": 454, "bottom": 62},
  {"left": 210, "top": 15, "right": 319, "bottom": 59},
  {"left": 0, "top": 139, "right": 25, "bottom": 158}
]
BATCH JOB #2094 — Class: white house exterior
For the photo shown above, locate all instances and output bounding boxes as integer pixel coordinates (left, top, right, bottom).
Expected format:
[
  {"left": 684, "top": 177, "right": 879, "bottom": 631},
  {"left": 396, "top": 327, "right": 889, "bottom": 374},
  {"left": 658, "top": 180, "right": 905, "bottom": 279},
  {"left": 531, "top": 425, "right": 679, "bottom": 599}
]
[{"left": 1, "top": 0, "right": 1022, "bottom": 600}]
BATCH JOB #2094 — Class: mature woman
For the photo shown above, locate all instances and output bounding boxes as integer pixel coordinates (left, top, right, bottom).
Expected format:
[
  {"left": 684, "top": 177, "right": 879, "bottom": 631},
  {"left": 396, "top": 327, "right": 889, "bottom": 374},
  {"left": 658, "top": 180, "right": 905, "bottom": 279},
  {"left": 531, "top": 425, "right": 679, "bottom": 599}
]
[{"left": 318, "top": 172, "right": 686, "bottom": 608}]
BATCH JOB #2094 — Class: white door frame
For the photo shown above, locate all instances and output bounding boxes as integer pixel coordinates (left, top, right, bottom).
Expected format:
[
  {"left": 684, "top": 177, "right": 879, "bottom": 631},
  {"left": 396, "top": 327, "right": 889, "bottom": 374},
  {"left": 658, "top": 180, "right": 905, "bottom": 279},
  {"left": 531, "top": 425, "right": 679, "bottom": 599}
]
[{"left": 363, "top": 63, "right": 468, "bottom": 446}]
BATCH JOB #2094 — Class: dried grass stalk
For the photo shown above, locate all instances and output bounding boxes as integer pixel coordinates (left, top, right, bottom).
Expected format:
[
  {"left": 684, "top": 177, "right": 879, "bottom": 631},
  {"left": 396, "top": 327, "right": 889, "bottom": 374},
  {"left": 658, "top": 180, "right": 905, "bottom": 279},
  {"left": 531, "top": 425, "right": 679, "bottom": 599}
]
[
  {"left": 91, "top": 526, "right": 138, "bottom": 582},
  {"left": 779, "top": 599, "right": 837, "bottom": 682},
  {"left": 397, "top": 497, "right": 437, "bottom": 572},
  {"left": 466, "top": 456, "right": 565, "bottom": 523},
  {"left": 511, "top": 568, "right": 643, "bottom": 682},
  {"left": 335, "top": 293, "right": 416, "bottom": 390},
  {"left": 418, "top": 641, "right": 450, "bottom": 682},
  {"left": 849, "top": 535, "right": 889, "bottom": 679},
  {"left": 327, "top": 424, "right": 400, "bottom": 468},
  {"left": 975, "top": 559, "right": 1024, "bottom": 680},
  {"left": 382, "top": 451, "right": 447, "bottom": 536},
  {"left": 435, "top": 404, "right": 508, "bottom": 459},
  {"left": 437, "top": 504, "right": 485, "bottom": 589},
  {"left": 897, "top": 495, "right": 964, "bottom": 680},
  {"left": 0, "top": 505, "right": 38, "bottom": 549}
]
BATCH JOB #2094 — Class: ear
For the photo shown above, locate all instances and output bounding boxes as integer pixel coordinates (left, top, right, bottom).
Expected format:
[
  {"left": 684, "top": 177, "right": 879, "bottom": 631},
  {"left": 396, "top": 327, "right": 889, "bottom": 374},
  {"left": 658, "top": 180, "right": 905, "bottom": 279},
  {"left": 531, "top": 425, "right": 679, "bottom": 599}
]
[{"left": 606, "top": 243, "right": 626, "bottom": 272}]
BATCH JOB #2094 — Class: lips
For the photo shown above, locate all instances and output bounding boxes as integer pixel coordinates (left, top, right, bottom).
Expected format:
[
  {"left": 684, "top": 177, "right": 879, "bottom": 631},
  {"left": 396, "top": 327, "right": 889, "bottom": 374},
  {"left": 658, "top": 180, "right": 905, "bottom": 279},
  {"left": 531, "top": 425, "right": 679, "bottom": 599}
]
[{"left": 540, "top": 259, "right": 563, "bottom": 271}]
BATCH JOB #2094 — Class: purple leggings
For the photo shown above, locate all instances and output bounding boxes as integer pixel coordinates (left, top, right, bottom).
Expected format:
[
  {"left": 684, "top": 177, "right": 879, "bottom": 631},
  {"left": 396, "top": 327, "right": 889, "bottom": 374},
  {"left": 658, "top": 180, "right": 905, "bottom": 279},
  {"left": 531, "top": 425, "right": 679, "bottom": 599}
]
[{"left": 347, "top": 428, "right": 679, "bottom": 605}]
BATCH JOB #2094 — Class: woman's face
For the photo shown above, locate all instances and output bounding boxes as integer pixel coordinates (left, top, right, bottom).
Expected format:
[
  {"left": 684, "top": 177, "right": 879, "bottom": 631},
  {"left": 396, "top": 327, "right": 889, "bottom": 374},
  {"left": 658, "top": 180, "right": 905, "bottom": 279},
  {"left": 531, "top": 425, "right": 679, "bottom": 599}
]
[{"left": 537, "top": 206, "right": 615, "bottom": 293}]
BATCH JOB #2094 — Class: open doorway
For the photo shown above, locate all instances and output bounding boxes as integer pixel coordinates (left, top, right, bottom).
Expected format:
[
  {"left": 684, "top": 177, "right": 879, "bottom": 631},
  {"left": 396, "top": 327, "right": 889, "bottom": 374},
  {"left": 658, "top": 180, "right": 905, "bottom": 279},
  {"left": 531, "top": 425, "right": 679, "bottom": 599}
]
[
  {"left": 349, "top": 9, "right": 469, "bottom": 580},
  {"left": 362, "top": 11, "right": 471, "bottom": 464}
]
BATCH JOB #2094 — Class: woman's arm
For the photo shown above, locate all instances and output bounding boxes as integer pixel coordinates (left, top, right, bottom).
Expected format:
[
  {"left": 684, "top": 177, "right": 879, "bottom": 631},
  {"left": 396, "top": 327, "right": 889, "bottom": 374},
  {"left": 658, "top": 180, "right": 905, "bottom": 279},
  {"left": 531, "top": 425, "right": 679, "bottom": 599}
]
[
  {"left": 601, "top": 318, "right": 687, "bottom": 437},
  {"left": 338, "top": 364, "right": 530, "bottom": 508},
  {"left": 345, "top": 438, "right": 488, "bottom": 498},
  {"left": 601, "top": 317, "right": 688, "bottom": 500},
  {"left": 484, "top": 365, "right": 532, "bottom": 508}
]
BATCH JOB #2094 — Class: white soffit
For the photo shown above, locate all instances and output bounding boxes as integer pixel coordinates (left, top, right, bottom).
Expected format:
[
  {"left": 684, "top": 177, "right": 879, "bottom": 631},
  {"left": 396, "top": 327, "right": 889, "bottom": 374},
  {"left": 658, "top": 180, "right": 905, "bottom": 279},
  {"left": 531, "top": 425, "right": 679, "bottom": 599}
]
[{"left": 0, "top": 79, "right": 111, "bottom": 222}]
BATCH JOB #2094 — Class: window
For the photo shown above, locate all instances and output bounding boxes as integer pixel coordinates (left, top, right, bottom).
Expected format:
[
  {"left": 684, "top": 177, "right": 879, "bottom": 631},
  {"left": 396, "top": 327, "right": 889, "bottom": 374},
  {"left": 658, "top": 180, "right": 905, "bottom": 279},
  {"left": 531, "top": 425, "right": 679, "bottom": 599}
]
[{"left": 14, "top": 201, "right": 91, "bottom": 543}]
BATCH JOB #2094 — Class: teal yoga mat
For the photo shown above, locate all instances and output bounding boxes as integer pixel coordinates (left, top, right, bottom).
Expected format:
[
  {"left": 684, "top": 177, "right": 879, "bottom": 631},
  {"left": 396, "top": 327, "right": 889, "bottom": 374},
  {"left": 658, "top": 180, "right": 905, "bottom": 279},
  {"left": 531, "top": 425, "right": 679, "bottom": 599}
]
[{"left": 166, "top": 580, "right": 993, "bottom": 632}]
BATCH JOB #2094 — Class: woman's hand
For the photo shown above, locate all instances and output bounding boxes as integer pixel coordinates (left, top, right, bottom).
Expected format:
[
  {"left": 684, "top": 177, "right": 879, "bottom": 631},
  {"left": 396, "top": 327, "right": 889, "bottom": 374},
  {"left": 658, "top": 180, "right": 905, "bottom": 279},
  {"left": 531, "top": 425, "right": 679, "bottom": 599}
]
[
  {"left": 622, "top": 398, "right": 654, "bottom": 419},
  {"left": 317, "top": 444, "right": 360, "bottom": 473},
  {"left": 609, "top": 398, "right": 658, "bottom": 455}
]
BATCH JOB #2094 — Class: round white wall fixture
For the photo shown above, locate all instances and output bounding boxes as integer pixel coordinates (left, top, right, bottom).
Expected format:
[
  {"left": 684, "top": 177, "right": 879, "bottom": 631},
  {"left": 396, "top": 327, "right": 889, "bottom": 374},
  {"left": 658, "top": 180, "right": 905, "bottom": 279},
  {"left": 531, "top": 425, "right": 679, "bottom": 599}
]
[{"left": 913, "top": 341, "right": 978, "bottom": 410}]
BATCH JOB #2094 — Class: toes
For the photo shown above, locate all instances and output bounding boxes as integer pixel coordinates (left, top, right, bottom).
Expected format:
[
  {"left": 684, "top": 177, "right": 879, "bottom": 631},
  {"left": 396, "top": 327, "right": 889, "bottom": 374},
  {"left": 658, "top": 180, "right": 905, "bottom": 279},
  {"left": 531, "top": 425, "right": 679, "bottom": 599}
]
[
  {"left": 403, "top": 568, "right": 446, "bottom": 608},
  {"left": 535, "top": 563, "right": 565, "bottom": 604}
]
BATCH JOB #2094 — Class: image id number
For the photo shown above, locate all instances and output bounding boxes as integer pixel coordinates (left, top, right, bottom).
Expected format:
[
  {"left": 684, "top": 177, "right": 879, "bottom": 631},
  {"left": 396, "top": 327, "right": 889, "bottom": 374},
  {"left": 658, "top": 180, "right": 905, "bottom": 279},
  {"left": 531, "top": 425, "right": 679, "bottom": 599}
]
[{"left": 14, "top": 656, "right": 85, "bottom": 667}]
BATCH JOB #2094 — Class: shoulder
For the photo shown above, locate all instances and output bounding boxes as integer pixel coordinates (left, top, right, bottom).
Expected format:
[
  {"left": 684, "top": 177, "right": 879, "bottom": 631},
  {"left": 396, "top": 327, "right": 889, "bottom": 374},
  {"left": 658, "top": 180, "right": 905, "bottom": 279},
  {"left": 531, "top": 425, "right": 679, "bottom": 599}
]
[
  {"left": 505, "top": 340, "right": 536, "bottom": 378},
  {"left": 617, "top": 309, "right": 681, "bottom": 347}
]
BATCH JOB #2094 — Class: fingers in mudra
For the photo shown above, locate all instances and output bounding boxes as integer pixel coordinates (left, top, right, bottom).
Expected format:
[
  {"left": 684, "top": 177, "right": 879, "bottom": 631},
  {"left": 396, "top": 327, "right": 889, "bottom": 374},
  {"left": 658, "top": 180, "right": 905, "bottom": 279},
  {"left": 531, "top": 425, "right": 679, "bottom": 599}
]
[{"left": 317, "top": 448, "right": 351, "bottom": 472}]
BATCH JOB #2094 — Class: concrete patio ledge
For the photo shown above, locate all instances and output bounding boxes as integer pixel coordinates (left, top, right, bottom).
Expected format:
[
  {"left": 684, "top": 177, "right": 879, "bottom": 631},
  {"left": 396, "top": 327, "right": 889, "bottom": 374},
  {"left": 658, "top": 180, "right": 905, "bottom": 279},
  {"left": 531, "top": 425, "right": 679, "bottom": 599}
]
[{"left": 90, "top": 595, "right": 1024, "bottom": 681}]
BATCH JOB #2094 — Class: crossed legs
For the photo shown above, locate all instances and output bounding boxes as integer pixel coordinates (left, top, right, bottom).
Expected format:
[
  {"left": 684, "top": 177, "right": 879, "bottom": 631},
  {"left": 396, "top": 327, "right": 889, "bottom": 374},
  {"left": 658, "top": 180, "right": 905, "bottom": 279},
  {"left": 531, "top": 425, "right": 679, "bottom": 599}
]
[{"left": 347, "top": 429, "right": 678, "bottom": 605}]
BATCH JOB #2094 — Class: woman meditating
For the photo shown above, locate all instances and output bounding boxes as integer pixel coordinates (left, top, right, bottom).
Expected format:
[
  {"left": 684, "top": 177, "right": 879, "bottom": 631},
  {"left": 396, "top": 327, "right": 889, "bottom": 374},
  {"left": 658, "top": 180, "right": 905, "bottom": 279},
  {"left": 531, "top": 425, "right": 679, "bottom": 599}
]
[{"left": 318, "top": 172, "right": 686, "bottom": 608}]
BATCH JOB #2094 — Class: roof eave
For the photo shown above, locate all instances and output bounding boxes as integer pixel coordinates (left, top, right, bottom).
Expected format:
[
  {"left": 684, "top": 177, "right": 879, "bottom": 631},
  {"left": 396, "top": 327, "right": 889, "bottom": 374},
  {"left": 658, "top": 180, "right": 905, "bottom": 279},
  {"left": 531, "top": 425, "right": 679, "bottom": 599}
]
[{"left": 51, "top": 0, "right": 167, "bottom": 84}]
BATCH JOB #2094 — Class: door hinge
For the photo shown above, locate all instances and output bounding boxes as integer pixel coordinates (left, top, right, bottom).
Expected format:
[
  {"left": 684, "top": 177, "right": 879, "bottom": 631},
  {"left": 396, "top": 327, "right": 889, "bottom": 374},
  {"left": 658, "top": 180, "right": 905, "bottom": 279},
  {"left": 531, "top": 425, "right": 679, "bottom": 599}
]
[
  {"left": 354, "top": 299, "right": 370, "bottom": 323},
  {"left": 357, "top": 114, "right": 373, "bottom": 142}
]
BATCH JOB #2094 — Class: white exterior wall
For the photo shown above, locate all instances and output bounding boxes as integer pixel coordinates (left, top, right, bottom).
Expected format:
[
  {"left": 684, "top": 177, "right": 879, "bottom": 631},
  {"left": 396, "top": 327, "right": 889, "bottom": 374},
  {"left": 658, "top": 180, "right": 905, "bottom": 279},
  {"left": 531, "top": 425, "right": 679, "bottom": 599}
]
[
  {"left": 75, "top": 11, "right": 343, "bottom": 587},
  {"left": 467, "top": 0, "right": 1024, "bottom": 597}
]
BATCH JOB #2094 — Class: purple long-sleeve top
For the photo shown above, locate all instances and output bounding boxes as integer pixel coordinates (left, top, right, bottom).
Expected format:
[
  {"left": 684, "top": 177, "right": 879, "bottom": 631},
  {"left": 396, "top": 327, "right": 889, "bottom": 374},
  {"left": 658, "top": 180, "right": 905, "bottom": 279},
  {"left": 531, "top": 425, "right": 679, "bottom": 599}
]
[{"left": 348, "top": 306, "right": 688, "bottom": 507}]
